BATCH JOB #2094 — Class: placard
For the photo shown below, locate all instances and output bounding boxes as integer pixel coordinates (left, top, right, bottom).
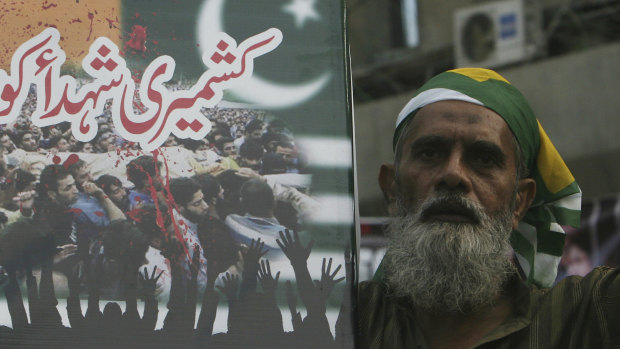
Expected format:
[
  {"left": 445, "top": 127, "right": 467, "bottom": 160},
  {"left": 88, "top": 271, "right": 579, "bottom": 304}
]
[{"left": 0, "top": 1, "right": 356, "bottom": 348}]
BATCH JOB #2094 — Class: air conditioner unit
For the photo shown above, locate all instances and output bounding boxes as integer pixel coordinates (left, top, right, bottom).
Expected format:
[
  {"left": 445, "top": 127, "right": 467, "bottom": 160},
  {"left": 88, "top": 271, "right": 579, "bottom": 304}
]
[{"left": 454, "top": 0, "right": 527, "bottom": 68}]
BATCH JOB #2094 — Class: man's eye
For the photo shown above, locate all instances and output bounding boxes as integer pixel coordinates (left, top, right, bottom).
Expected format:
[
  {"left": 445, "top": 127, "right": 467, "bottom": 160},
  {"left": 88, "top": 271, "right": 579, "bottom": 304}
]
[
  {"left": 472, "top": 153, "right": 496, "bottom": 166},
  {"left": 416, "top": 149, "right": 440, "bottom": 160}
]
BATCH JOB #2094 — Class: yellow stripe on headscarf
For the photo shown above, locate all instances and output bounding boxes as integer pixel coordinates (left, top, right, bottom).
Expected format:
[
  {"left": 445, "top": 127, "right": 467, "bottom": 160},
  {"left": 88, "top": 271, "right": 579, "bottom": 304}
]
[
  {"left": 537, "top": 121, "right": 575, "bottom": 193},
  {"left": 448, "top": 68, "right": 511, "bottom": 84}
]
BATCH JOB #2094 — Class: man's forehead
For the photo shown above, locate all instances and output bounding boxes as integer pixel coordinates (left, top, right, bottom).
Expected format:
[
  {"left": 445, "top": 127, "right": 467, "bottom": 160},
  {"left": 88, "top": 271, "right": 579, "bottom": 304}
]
[
  {"left": 58, "top": 175, "right": 75, "bottom": 188},
  {"left": 399, "top": 101, "right": 510, "bottom": 145},
  {"left": 191, "top": 190, "right": 204, "bottom": 201}
]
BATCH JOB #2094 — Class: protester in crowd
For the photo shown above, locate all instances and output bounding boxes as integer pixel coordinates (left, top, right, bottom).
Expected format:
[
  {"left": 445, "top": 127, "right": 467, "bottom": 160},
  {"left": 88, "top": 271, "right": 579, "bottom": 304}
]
[
  {"left": 233, "top": 119, "right": 263, "bottom": 150},
  {"left": 237, "top": 140, "right": 264, "bottom": 172},
  {"left": 357, "top": 68, "right": 617, "bottom": 348},
  {"left": 92, "top": 129, "right": 117, "bottom": 153},
  {"left": 95, "top": 174, "right": 131, "bottom": 213},
  {"left": 126, "top": 155, "right": 165, "bottom": 210},
  {"left": 225, "top": 178, "right": 288, "bottom": 253},
  {"left": 169, "top": 177, "right": 210, "bottom": 287},
  {"left": 14, "top": 130, "right": 39, "bottom": 152},
  {"left": 0, "top": 130, "right": 16, "bottom": 153}
]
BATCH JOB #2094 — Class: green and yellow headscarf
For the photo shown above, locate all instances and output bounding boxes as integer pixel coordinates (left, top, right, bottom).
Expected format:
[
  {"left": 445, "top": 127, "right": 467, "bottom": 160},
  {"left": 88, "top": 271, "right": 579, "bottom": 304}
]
[{"left": 378, "top": 68, "right": 581, "bottom": 288}]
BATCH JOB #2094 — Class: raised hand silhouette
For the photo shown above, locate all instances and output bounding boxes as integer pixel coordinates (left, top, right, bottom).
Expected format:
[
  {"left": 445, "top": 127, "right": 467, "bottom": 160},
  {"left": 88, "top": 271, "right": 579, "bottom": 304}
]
[
  {"left": 257, "top": 259, "right": 280, "bottom": 296},
  {"left": 314, "top": 257, "right": 344, "bottom": 302},
  {"left": 276, "top": 229, "right": 313, "bottom": 267}
]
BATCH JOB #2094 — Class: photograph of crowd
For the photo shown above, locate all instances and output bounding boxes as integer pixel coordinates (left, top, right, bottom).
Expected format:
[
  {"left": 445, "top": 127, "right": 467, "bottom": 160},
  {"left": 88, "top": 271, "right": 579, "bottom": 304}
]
[{"left": 0, "top": 85, "right": 353, "bottom": 348}]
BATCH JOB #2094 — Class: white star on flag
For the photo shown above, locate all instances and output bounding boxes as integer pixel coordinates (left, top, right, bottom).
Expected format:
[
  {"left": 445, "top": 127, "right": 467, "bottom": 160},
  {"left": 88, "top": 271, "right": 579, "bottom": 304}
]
[{"left": 282, "top": 0, "right": 321, "bottom": 28}]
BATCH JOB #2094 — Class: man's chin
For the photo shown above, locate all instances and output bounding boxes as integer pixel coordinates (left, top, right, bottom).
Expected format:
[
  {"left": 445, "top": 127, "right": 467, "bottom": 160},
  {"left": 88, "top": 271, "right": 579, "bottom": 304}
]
[{"left": 384, "top": 209, "right": 516, "bottom": 313}]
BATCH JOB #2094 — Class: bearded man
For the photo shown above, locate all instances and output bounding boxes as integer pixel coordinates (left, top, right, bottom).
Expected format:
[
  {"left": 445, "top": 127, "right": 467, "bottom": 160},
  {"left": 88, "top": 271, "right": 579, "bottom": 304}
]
[{"left": 358, "top": 68, "right": 619, "bottom": 349}]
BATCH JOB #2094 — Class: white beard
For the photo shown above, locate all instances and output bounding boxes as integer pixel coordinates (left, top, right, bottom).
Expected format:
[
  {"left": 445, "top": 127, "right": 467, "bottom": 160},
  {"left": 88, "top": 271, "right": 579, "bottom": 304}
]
[{"left": 383, "top": 193, "right": 517, "bottom": 314}]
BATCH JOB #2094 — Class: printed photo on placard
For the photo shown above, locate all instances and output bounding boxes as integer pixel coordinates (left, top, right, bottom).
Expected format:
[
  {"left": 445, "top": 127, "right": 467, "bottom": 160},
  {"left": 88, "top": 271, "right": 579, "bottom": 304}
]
[{"left": 0, "top": 1, "right": 356, "bottom": 348}]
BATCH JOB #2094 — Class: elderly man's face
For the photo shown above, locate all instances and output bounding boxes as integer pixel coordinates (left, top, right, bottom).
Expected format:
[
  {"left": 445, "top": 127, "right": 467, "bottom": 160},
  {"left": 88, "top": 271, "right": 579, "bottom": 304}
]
[
  {"left": 389, "top": 100, "right": 532, "bottom": 229},
  {"left": 379, "top": 100, "right": 537, "bottom": 312}
]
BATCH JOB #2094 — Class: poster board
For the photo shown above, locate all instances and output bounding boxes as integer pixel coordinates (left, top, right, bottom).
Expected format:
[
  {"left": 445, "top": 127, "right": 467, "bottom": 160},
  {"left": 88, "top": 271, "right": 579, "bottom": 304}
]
[{"left": 0, "top": 1, "right": 356, "bottom": 347}]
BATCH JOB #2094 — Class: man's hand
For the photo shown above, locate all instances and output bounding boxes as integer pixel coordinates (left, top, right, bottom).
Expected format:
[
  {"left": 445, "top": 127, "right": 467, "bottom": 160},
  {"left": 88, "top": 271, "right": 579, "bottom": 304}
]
[
  {"left": 82, "top": 182, "right": 105, "bottom": 199},
  {"left": 13, "top": 190, "right": 36, "bottom": 217},
  {"left": 236, "top": 167, "right": 261, "bottom": 178},
  {"left": 276, "top": 229, "right": 314, "bottom": 266},
  {"left": 242, "top": 238, "right": 268, "bottom": 267},
  {"left": 53, "top": 244, "right": 79, "bottom": 275},
  {"left": 138, "top": 266, "right": 163, "bottom": 300},
  {"left": 216, "top": 272, "right": 239, "bottom": 301},
  {"left": 314, "top": 257, "right": 344, "bottom": 301},
  {"left": 257, "top": 259, "right": 280, "bottom": 296}
]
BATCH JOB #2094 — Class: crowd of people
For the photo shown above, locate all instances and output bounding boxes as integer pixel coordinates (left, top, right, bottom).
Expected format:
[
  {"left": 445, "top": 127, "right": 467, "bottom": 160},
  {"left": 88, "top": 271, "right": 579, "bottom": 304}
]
[{"left": 0, "top": 86, "right": 352, "bottom": 348}]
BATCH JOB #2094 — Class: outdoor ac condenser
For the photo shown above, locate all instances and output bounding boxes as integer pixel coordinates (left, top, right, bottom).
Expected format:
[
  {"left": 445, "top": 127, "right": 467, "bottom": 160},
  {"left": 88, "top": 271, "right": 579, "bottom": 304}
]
[{"left": 454, "top": 0, "right": 527, "bottom": 68}]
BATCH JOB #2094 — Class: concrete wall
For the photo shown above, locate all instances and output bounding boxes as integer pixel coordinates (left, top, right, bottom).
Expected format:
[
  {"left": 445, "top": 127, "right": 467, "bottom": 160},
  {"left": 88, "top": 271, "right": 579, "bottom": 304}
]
[{"left": 354, "top": 41, "right": 620, "bottom": 216}]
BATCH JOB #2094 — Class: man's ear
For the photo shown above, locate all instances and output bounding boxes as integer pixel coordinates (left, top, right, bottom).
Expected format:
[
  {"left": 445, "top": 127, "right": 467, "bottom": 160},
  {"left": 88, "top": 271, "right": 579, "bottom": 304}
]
[
  {"left": 512, "top": 178, "right": 536, "bottom": 230},
  {"left": 378, "top": 164, "right": 397, "bottom": 207}
]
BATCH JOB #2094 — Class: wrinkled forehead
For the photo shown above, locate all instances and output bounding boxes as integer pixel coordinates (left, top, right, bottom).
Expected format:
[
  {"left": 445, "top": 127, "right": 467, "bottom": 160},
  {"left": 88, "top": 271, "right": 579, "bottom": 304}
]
[{"left": 395, "top": 99, "right": 510, "bottom": 149}]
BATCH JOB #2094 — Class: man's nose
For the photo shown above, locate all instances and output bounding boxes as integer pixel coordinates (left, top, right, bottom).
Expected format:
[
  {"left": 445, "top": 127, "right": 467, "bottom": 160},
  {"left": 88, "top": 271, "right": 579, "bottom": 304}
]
[{"left": 436, "top": 152, "right": 471, "bottom": 192}]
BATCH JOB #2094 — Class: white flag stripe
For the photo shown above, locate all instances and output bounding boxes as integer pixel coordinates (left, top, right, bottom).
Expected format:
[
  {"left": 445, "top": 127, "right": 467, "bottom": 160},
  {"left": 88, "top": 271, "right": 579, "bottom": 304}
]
[
  {"left": 308, "top": 194, "right": 355, "bottom": 224},
  {"left": 517, "top": 222, "right": 538, "bottom": 246},
  {"left": 550, "top": 191, "right": 582, "bottom": 211},
  {"left": 297, "top": 137, "right": 353, "bottom": 168},
  {"left": 514, "top": 252, "right": 531, "bottom": 277},
  {"left": 549, "top": 222, "right": 565, "bottom": 234},
  {"left": 533, "top": 253, "right": 561, "bottom": 286}
]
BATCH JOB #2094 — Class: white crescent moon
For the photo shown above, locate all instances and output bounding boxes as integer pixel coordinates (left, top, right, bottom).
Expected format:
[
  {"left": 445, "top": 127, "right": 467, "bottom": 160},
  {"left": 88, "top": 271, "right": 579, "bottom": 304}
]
[{"left": 196, "top": 0, "right": 331, "bottom": 109}]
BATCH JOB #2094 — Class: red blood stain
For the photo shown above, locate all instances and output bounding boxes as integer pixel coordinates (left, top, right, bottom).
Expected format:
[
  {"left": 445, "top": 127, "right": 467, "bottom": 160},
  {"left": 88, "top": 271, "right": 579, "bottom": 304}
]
[
  {"left": 134, "top": 12, "right": 140, "bottom": 19},
  {"left": 135, "top": 196, "right": 142, "bottom": 202},
  {"left": 70, "top": 18, "right": 82, "bottom": 24},
  {"left": 105, "top": 17, "right": 116, "bottom": 29},
  {"left": 63, "top": 153, "right": 80, "bottom": 169},
  {"left": 67, "top": 208, "right": 83, "bottom": 215},
  {"left": 94, "top": 211, "right": 104, "bottom": 217},
  {"left": 52, "top": 155, "right": 61, "bottom": 164},
  {"left": 125, "top": 25, "right": 147, "bottom": 52},
  {"left": 42, "top": 2, "right": 57, "bottom": 10},
  {"left": 152, "top": 40, "right": 158, "bottom": 45},
  {"left": 86, "top": 12, "right": 94, "bottom": 41}
]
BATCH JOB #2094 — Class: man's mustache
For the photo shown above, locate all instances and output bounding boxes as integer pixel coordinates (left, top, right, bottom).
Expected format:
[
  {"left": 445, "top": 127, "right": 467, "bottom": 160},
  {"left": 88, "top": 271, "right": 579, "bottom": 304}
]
[{"left": 418, "top": 193, "right": 483, "bottom": 224}]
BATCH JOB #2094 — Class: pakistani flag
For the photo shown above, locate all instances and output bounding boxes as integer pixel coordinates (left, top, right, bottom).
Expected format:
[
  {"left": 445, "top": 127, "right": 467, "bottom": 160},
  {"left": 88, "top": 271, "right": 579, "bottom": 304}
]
[{"left": 121, "top": 0, "right": 355, "bottom": 236}]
